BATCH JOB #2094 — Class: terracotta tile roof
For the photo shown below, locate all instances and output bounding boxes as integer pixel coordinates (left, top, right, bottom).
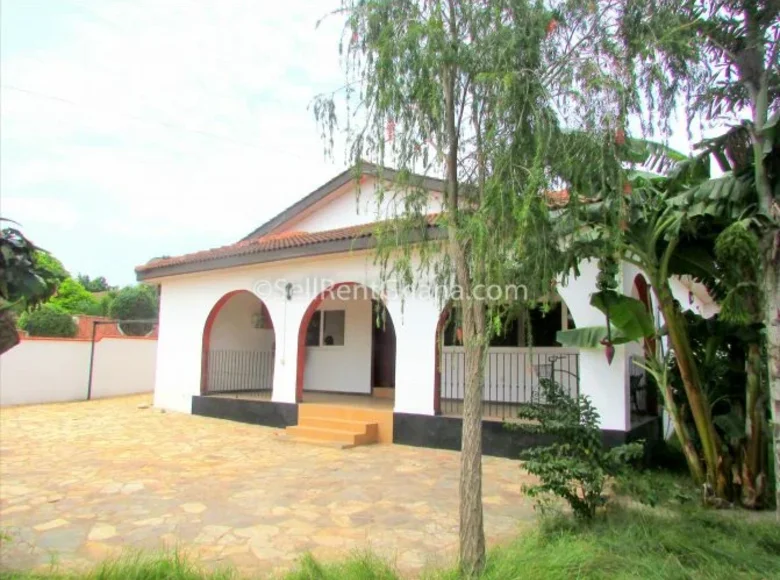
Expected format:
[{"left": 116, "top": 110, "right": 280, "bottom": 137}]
[
  {"left": 546, "top": 189, "right": 570, "bottom": 207},
  {"left": 135, "top": 217, "right": 438, "bottom": 274}
]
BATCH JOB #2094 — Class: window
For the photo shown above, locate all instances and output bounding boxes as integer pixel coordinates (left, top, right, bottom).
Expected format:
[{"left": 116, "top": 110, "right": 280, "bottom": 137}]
[{"left": 305, "top": 310, "right": 345, "bottom": 346}]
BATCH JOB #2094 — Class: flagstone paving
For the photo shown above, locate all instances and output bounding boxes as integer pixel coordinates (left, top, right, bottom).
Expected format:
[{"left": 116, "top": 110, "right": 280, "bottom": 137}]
[{"left": 0, "top": 395, "right": 537, "bottom": 577}]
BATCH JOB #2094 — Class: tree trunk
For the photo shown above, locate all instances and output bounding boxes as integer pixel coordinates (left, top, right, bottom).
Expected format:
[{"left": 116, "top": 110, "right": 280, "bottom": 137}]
[
  {"left": 654, "top": 281, "right": 731, "bottom": 501},
  {"left": 742, "top": 341, "right": 767, "bottom": 509},
  {"left": 0, "top": 309, "right": 20, "bottom": 356},
  {"left": 658, "top": 375, "right": 706, "bottom": 485},
  {"left": 762, "top": 252, "right": 780, "bottom": 518},
  {"left": 459, "top": 297, "right": 486, "bottom": 577}
]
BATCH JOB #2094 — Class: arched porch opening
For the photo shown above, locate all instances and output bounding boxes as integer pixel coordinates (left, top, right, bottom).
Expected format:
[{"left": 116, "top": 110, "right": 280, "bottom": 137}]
[
  {"left": 434, "top": 294, "right": 579, "bottom": 418},
  {"left": 201, "top": 290, "right": 275, "bottom": 399},
  {"left": 630, "top": 274, "right": 658, "bottom": 415},
  {"left": 296, "top": 282, "right": 396, "bottom": 403}
]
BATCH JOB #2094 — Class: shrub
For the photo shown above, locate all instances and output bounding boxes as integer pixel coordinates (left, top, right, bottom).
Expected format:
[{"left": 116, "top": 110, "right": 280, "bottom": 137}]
[
  {"left": 49, "top": 278, "right": 101, "bottom": 315},
  {"left": 514, "top": 379, "right": 643, "bottom": 520},
  {"left": 109, "top": 284, "right": 158, "bottom": 336},
  {"left": 20, "top": 304, "right": 77, "bottom": 338}
]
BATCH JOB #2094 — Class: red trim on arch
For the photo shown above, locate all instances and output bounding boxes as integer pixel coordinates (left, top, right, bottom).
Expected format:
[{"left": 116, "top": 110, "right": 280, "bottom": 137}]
[
  {"left": 201, "top": 290, "right": 273, "bottom": 395},
  {"left": 433, "top": 307, "right": 451, "bottom": 415}
]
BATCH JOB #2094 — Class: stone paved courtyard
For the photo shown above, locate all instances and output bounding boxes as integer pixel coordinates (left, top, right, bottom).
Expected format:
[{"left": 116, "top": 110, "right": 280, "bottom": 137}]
[{"left": 0, "top": 395, "right": 537, "bottom": 576}]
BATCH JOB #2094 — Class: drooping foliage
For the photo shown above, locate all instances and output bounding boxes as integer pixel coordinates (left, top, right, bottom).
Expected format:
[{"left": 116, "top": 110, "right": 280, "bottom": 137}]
[
  {"left": 0, "top": 220, "right": 65, "bottom": 354},
  {"left": 314, "top": 0, "right": 661, "bottom": 571}
]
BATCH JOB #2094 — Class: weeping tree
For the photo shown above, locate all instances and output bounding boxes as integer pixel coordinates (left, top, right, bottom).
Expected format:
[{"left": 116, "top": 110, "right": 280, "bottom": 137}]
[{"left": 315, "top": 0, "right": 646, "bottom": 573}]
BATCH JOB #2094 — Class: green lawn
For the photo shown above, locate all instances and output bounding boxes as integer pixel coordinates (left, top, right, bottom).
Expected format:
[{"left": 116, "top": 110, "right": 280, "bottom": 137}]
[{"left": 3, "top": 471, "right": 779, "bottom": 580}]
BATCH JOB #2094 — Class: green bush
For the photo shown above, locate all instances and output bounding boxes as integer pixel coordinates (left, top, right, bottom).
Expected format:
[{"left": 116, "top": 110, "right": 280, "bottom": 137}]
[
  {"left": 109, "top": 284, "right": 158, "bottom": 336},
  {"left": 49, "top": 278, "right": 101, "bottom": 315},
  {"left": 513, "top": 379, "right": 643, "bottom": 520},
  {"left": 20, "top": 304, "right": 77, "bottom": 338}
]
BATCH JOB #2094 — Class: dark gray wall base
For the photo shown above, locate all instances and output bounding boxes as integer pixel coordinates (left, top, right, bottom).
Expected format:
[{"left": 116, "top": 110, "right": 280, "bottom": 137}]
[
  {"left": 393, "top": 413, "right": 662, "bottom": 459},
  {"left": 192, "top": 396, "right": 297, "bottom": 428}
]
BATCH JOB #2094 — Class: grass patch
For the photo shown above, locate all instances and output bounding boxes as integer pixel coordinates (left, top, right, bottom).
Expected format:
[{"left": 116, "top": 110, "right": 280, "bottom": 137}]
[
  {"left": 613, "top": 468, "right": 699, "bottom": 507},
  {"left": 445, "top": 505, "right": 780, "bottom": 580},
  {"left": 0, "top": 551, "right": 235, "bottom": 580}
]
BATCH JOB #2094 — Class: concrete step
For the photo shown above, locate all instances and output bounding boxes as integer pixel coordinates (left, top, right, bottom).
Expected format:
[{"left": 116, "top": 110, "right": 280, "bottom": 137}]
[
  {"left": 284, "top": 425, "right": 377, "bottom": 446},
  {"left": 299, "top": 416, "right": 378, "bottom": 437}
]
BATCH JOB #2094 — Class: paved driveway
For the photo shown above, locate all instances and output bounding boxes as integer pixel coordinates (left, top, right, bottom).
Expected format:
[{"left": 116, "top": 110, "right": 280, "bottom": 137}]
[{"left": 0, "top": 395, "right": 536, "bottom": 576}]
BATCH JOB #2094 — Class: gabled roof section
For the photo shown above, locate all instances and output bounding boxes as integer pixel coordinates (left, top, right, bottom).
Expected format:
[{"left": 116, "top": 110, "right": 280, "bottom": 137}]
[
  {"left": 135, "top": 216, "right": 442, "bottom": 280},
  {"left": 241, "top": 161, "right": 446, "bottom": 241}
]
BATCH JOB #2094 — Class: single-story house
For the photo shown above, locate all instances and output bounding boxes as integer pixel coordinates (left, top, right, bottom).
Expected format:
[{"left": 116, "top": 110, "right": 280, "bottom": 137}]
[{"left": 136, "top": 163, "right": 716, "bottom": 456}]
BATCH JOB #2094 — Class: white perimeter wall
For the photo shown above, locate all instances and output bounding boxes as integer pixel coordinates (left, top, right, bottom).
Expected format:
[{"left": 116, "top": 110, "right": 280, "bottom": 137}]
[
  {"left": 303, "top": 296, "right": 373, "bottom": 394},
  {"left": 0, "top": 338, "right": 157, "bottom": 406}
]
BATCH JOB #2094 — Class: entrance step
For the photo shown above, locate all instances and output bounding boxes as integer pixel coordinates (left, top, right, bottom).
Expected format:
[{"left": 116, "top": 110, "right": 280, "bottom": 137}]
[{"left": 281, "top": 414, "right": 380, "bottom": 448}]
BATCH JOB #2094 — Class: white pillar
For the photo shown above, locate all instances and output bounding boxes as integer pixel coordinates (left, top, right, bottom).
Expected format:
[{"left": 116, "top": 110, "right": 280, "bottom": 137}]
[
  {"left": 264, "top": 295, "right": 307, "bottom": 404},
  {"left": 557, "top": 260, "right": 632, "bottom": 431},
  {"left": 387, "top": 293, "right": 440, "bottom": 415}
]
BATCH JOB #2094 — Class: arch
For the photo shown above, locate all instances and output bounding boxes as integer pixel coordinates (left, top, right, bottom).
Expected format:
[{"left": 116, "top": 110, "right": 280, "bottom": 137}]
[
  {"left": 295, "top": 281, "right": 396, "bottom": 402},
  {"left": 631, "top": 273, "right": 658, "bottom": 414},
  {"left": 632, "top": 273, "right": 655, "bottom": 353},
  {"left": 201, "top": 290, "right": 275, "bottom": 396},
  {"left": 433, "top": 306, "right": 451, "bottom": 414}
]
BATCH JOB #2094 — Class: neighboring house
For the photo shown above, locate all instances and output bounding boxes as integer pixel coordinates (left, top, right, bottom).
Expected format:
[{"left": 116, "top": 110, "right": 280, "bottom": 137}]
[{"left": 136, "top": 163, "right": 714, "bottom": 455}]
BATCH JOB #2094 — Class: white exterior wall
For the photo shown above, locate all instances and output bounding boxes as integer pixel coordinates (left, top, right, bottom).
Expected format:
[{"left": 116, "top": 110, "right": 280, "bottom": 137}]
[
  {"left": 303, "top": 296, "right": 373, "bottom": 394},
  {"left": 151, "top": 253, "right": 635, "bottom": 428},
  {"left": 278, "top": 177, "right": 445, "bottom": 234},
  {"left": 0, "top": 338, "right": 156, "bottom": 406},
  {"left": 151, "top": 251, "right": 441, "bottom": 416},
  {"left": 557, "top": 259, "right": 633, "bottom": 431}
]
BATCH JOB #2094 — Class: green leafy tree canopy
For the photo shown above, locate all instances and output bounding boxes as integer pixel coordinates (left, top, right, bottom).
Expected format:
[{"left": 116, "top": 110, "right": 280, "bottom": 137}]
[{"left": 108, "top": 285, "right": 158, "bottom": 336}]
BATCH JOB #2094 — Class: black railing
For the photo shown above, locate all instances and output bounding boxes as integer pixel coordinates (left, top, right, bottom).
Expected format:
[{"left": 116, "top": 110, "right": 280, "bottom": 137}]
[
  {"left": 205, "top": 350, "right": 274, "bottom": 399},
  {"left": 440, "top": 349, "right": 579, "bottom": 420},
  {"left": 629, "top": 355, "right": 650, "bottom": 415}
]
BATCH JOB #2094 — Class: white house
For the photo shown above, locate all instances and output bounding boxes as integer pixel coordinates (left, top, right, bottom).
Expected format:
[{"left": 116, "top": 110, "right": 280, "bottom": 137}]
[{"left": 136, "top": 163, "right": 709, "bottom": 454}]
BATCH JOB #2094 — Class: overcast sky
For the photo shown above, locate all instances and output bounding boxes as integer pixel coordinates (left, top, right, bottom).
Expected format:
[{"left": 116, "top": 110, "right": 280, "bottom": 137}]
[
  {"left": 1, "top": 1, "right": 702, "bottom": 287},
  {"left": 1, "top": 0, "right": 346, "bottom": 285}
]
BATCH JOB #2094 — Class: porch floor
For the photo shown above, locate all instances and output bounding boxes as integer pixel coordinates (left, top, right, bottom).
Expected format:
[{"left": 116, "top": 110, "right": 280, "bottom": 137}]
[{"left": 302, "top": 391, "right": 395, "bottom": 409}]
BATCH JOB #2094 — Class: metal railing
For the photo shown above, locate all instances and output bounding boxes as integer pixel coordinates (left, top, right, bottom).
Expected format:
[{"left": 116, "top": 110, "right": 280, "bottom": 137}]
[
  {"left": 204, "top": 349, "right": 274, "bottom": 399},
  {"left": 439, "top": 348, "right": 579, "bottom": 420}
]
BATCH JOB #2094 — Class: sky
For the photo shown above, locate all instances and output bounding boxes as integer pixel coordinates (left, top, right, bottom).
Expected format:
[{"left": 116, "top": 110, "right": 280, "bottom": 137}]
[
  {"left": 0, "top": 1, "right": 703, "bottom": 287},
  {"left": 1, "top": 0, "right": 346, "bottom": 285}
]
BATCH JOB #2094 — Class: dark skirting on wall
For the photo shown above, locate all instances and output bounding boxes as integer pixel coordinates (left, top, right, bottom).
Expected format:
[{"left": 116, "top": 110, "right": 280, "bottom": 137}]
[
  {"left": 393, "top": 412, "right": 662, "bottom": 459},
  {"left": 192, "top": 396, "right": 298, "bottom": 428}
]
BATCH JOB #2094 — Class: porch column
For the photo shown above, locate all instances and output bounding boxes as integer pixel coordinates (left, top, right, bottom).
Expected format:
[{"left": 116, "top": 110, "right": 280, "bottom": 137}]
[
  {"left": 264, "top": 296, "right": 307, "bottom": 404},
  {"left": 557, "top": 260, "right": 632, "bottom": 432},
  {"left": 386, "top": 293, "right": 439, "bottom": 415}
]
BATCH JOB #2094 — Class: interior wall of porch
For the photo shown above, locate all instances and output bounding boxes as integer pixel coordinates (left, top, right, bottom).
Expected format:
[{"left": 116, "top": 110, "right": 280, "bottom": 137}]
[
  {"left": 302, "top": 296, "right": 373, "bottom": 394},
  {"left": 557, "top": 259, "right": 632, "bottom": 431},
  {"left": 209, "top": 292, "right": 274, "bottom": 352}
]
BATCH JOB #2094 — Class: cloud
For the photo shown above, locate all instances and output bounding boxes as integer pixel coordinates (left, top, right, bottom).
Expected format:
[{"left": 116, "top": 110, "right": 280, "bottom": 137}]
[{"left": 1, "top": 0, "right": 348, "bottom": 284}]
